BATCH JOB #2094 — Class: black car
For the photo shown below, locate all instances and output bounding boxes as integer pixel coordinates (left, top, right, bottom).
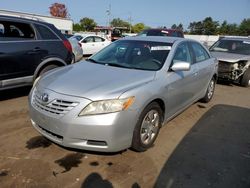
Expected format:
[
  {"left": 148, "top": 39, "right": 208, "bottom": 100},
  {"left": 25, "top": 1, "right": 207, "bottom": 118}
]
[{"left": 0, "top": 15, "right": 73, "bottom": 90}]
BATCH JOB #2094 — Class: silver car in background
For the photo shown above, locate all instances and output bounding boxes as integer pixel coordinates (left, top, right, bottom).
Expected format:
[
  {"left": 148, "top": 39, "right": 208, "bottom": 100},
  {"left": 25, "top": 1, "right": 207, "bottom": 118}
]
[
  {"left": 68, "top": 37, "right": 83, "bottom": 63},
  {"left": 29, "top": 36, "right": 218, "bottom": 152},
  {"left": 210, "top": 37, "right": 250, "bottom": 87}
]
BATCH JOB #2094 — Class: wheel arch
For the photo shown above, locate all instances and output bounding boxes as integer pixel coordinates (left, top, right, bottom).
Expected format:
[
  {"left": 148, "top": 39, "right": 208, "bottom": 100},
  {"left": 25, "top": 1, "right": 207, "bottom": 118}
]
[{"left": 33, "top": 57, "right": 67, "bottom": 80}]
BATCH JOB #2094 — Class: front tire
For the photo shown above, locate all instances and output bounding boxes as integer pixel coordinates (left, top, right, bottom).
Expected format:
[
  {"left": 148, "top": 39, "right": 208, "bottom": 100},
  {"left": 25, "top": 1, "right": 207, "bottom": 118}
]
[
  {"left": 131, "top": 102, "right": 163, "bottom": 152},
  {"left": 200, "top": 77, "right": 215, "bottom": 103},
  {"left": 241, "top": 68, "right": 250, "bottom": 87}
]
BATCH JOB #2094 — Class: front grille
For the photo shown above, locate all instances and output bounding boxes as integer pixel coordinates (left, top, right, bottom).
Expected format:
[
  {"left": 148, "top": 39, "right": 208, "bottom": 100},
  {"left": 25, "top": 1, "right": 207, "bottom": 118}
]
[
  {"left": 33, "top": 90, "right": 79, "bottom": 116},
  {"left": 218, "top": 61, "right": 234, "bottom": 73}
]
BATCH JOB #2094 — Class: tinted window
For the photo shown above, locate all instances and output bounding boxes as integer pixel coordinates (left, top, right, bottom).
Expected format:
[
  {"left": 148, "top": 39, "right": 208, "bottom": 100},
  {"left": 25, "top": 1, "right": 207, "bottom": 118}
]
[
  {"left": 90, "top": 40, "right": 172, "bottom": 71},
  {"left": 191, "top": 42, "right": 210, "bottom": 62},
  {"left": 84, "top": 36, "right": 94, "bottom": 43},
  {"left": 173, "top": 42, "right": 192, "bottom": 63},
  {"left": 0, "top": 21, "right": 35, "bottom": 40},
  {"left": 35, "top": 24, "right": 58, "bottom": 40},
  {"left": 94, "top": 36, "right": 105, "bottom": 42}
]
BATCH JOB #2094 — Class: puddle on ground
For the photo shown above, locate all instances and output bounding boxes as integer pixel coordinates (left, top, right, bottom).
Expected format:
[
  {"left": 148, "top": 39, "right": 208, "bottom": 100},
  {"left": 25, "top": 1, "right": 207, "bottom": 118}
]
[
  {"left": 55, "top": 153, "right": 85, "bottom": 173},
  {"left": 107, "top": 162, "right": 113, "bottom": 166},
  {"left": 0, "top": 170, "right": 8, "bottom": 177},
  {"left": 132, "top": 182, "right": 141, "bottom": 188},
  {"left": 26, "top": 136, "right": 52, "bottom": 149},
  {"left": 89, "top": 161, "right": 99, "bottom": 166},
  {"left": 81, "top": 172, "right": 113, "bottom": 188}
]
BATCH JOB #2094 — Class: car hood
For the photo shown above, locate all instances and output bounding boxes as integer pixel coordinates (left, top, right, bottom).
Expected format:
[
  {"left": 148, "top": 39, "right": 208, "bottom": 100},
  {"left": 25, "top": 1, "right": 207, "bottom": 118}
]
[
  {"left": 210, "top": 51, "right": 250, "bottom": 63},
  {"left": 38, "top": 61, "right": 156, "bottom": 100}
]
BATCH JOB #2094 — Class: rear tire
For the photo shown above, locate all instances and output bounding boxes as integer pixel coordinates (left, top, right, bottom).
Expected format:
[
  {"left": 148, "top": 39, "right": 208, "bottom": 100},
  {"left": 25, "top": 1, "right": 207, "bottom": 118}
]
[
  {"left": 200, "top": 77, "right": 215, "bottom": 103},
  {"left": 131, "top": 102, "right": 163, "bottom": 152},
  {"left": 38, "top": 64, "right": 59, "bottom": 77},
  {"left": 240, "top": 68, "right": 250, "bottom": 87}
]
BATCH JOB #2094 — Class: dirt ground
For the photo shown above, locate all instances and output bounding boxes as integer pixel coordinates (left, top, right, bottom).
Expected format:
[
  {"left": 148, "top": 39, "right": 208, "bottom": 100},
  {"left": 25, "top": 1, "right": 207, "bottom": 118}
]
[{"left": 0, "top": 83, "right": 249, "bottom": 188}]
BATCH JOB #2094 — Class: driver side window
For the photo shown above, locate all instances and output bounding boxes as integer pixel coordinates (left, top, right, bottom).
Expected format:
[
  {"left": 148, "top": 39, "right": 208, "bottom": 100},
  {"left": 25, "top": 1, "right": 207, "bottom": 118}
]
[
  {"left": 172, "top": 42, "right": 192, "bottom": 63},
  {"left": 84, "top": 37, "right": 94, "bottom": 43}
]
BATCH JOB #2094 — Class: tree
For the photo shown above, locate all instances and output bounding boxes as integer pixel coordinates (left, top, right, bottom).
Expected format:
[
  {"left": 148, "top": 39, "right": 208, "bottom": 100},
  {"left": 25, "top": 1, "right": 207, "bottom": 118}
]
[
  {"left": 188, "top": 21, "right": 203, "bottom": 34},
  {"left": 188, "top": 17, "right": 219, "bottom": 35},
  {"left": 202, "top": 17, "right": 219, "bottom": 35},
  {"left": 110, "top": 18, "right": 130, "bottom": 28},
  {"left": 132, "top": 23, "right": 145, "bottom": 33},
  {"left": 49, "top": 3, "right": 69, "bottom": 18},
  {"left": 218, "top": 21, "right": 238, "bottom": 35},
  {"left": 80, "top": 17, "right": 97, "bottom": 31},
  {"left": 238, "top": 18, "right": 250, "bottom": 36},
  {"left": 73, "top": 23, "right": 83, "bottom": 32},
  {"left": 171, "top": 23, "right": 183, "bottom": 31}
]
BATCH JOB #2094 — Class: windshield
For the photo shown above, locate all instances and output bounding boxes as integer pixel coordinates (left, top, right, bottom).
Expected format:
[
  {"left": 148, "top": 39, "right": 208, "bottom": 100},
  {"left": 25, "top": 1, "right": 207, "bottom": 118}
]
[
  {"left": 89, "top": 40, "right": 172, "bottom": 71},
  {"left": 210, "top": 39, "right": 250, "bottom": 55}
]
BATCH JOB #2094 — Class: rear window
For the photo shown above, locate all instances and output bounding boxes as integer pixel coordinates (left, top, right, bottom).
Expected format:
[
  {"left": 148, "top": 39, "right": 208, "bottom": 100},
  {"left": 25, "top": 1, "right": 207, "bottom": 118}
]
[
  {"left": 35, "top": 24, "right": 58, "bottom": 40},
  {"left": 0, "top": 21, "right": 35, "bottom": 40},
  {"left": 139, "top": 30, "right": 169, "bottom": 37}
]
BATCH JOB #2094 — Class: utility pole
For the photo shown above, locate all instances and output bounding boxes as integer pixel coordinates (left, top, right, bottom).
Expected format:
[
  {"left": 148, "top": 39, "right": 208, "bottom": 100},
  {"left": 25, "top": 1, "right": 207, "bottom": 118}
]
[
  {"left": 128, "top": 12, "right": 133, "bottom": 33},
  {"left": 106, "top": 4, "right": 111, "bottom": 27}
]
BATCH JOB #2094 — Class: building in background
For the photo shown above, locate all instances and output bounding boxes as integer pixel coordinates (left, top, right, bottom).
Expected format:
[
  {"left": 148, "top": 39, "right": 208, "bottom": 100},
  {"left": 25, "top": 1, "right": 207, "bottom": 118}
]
[{"left": 0, "top": 9, "right": 73, "bottom": 34}]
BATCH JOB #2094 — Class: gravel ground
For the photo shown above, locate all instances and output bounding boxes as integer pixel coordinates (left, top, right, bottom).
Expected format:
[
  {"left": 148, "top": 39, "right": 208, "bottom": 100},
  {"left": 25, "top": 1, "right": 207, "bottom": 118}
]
[{"left": 0, "top": 83, "right": 249, "bottom": 188}]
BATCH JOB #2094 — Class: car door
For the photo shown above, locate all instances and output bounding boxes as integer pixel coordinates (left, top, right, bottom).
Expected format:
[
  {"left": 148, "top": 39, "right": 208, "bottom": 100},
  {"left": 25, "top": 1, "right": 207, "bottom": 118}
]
[
  {"left": 81, "top": 36, "right": 95, "bottom": 55},
  {"left": 189, "top": 41, "right": 214, "bottom": 99},
  {"left": 93, "top": 36, "right": 104, "bottom": 53},
  {"left": 164, "top": 42, "right": 200, "bottom": 119},
  {"left": 0, "top": 19, "right": 37, "bottom": 87}
]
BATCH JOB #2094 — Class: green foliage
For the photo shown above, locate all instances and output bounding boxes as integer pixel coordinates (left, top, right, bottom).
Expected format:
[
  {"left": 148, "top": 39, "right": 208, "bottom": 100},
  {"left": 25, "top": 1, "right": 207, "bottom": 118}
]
[
  {"left": 80, "top": 17, "right": 97, "bottom": 31},
  {"left": 238, "top": 18, "right": 250, "bottom": 36},
  {"left": 132, "top": 23, "right": 145, "bottom": 33},
  {"left": 110, "top": 18, "right": 130, "bottom": 28},
  {"left": 188, "top": 17, "right": 219, "bottom": 35},
  {"left": 73, "top": 23, "right": 83, "bottom": 32},
  {"left": 171, "top": 23, "right": 183, "bottom": 31}
]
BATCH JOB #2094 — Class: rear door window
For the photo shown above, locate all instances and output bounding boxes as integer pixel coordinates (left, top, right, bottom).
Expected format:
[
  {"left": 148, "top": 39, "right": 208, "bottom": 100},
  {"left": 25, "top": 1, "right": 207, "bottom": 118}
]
[
  {"left": 0, "top": 21, "right": 35, "bottom": 40},
  {"left": 35, "top": 24, "right": 58, "bottom": 40},
  {"left": 190, "top": 42, "right": 210, "bottom": 63}
]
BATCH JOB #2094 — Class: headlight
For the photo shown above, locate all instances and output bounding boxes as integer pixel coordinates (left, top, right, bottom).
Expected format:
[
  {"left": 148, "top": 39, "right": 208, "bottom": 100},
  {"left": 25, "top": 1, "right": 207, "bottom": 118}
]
[{"left": 79, "top": 97, "right": 135, "bottom": 116}]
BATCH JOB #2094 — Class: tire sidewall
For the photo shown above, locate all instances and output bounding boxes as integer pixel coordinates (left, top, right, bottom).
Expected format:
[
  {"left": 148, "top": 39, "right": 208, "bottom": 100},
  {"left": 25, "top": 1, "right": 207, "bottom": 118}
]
[{"left": 132, "top": 102, "right": 163, "bottom": 151}]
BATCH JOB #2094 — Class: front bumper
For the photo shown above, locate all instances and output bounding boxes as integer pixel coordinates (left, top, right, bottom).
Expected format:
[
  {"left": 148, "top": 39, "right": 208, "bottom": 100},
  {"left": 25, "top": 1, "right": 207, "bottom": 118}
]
[{"left": 28, "top": 86, "right": 139, "bottom": 152}]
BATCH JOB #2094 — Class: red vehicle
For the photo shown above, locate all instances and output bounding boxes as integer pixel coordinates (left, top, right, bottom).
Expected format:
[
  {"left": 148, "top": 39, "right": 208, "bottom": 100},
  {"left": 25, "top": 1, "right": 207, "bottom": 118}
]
[{"left": 138, "top": 28, "right": 184, "bottom": 38}]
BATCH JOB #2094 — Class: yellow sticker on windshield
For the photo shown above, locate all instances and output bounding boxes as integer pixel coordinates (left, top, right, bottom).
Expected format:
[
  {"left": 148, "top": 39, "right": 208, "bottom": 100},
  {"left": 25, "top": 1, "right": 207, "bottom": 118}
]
[{"left": 151, "top": 46, "right": 172, "bottom": 51}]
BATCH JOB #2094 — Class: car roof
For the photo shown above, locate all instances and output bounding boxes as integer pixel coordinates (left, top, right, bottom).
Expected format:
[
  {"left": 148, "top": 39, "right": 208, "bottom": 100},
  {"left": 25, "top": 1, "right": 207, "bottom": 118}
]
[
  {"left": 220, "top": 36, "right": 250, "bottom": 42},
  {"left": 144, "top": 28, "right": 183, "bottom": 32},
  {"left": 119, "top": 36, "right": 185, "bottom": 44},
  {"left": 0, "top": 15, "right": 52, "bottom": 26}
]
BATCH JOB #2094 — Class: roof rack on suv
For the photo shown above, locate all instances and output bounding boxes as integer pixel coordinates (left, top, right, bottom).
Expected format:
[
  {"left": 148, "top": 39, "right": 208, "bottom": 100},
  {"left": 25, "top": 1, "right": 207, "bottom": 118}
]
[{"left": 0, "top": 14, "right": 44, "bottom": 22}]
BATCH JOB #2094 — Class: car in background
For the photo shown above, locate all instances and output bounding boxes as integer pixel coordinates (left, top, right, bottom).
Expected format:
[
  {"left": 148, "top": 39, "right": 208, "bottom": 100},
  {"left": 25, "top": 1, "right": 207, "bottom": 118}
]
[
  {"left": 138, "top": 28, "right": 184, "bottom": 38},
  {"left": 63, "top": 33, "right": 74, "bottom": 38},
  {"left": 0, "top": 15, "right": 73, "bottom": 90},
  {"left": 68, "top": 37, "right": 83, "bottom": 63},
  {"left": 29, "top": 36, "right": 217, "bottom": 152},
  {"left": 210, "top": 36, "right": 250, "bottom": 87},
  {"left": 72, "top": 34, "right": 111, "bottom": 55}
]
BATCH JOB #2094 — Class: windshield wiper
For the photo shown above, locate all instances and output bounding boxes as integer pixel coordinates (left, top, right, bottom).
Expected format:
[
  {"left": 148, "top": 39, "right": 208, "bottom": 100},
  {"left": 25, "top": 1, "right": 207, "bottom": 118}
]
[
  {"left": 104, "top": 63, "right": 132, "bottom": 69},
  {"left": 86, "top": 58, "right": 101, "bottom": 64}
]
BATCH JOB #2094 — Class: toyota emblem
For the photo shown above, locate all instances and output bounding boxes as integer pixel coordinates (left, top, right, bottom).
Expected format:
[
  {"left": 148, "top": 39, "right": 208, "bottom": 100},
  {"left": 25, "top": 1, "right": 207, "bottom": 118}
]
[{"left": 41, "top": 93, "right": 49, "bottom": 103}]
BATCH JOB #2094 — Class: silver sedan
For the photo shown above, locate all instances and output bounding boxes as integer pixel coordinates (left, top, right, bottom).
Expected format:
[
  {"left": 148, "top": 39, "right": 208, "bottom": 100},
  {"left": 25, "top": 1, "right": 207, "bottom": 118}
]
[{"left": 29, "top": 36, "right": 218, "bottom": 152}]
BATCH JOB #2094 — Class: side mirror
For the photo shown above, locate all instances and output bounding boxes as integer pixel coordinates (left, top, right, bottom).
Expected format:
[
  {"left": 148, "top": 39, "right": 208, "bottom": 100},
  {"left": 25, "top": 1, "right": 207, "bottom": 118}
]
[{"left": 171, "top": 61, "right": 191, "bottom": 71}]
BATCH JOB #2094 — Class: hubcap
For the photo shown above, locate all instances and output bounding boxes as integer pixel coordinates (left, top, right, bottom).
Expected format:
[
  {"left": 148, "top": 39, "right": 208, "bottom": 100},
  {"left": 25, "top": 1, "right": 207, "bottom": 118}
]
[
  {"left": 207, "top": 80, "right": 214, "bottom": 99},
  {"left": 140, "top": 110, "right": 160, "bottom": 145}
]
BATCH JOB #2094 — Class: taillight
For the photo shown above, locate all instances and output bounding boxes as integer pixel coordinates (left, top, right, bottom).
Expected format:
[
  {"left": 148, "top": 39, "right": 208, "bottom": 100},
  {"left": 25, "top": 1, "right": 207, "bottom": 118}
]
[
  {"left": 63, "top": 40, "right": 72, "bottom": 53},
  {"left": 78, "top": 42, "right": 82, "bottom": 47}
]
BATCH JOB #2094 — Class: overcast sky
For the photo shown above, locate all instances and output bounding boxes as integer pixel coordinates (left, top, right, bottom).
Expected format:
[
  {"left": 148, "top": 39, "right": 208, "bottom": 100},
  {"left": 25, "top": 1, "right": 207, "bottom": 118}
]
[{"left": 0, "top": 0, "right": 249, "bottom": 28}]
